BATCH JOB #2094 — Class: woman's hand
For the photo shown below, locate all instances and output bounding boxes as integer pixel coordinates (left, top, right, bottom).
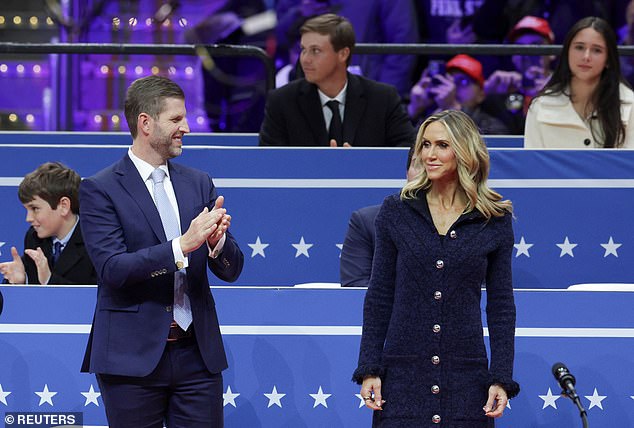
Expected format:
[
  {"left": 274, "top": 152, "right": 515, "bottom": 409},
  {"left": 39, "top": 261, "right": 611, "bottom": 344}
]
[
  {"left": 360, "top": 376, "right": 385, "bottom": 410},
  {"left": 484, "top": 384, "right": 508, "bottom": 418}
]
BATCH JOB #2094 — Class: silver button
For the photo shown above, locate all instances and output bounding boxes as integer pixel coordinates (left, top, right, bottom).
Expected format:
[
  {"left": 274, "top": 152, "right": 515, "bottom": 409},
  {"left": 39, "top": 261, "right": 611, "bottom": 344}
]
[
  {"left": 165, "top": 305, "right": 172, "bottom": 312},
  {"left": 431, "top": 385, "right": 440, "bottom": 394},
  {"left": 449, "top": 230, "right": 457, "bottom": 239},
  {"left": 432, "top": 414, "right": 441, "bottom": 424},
  {"left": 432, "top": 324, "right": 441, "bottom": 333},
  {"left": 431, "top": 355, "right": 440, "bottom": 365},
  {"left": 434, "top": 291, "right": 442, "bottom": 300},
  {"left": 435, "top": 260, "right": 444, "bottom": 269}
]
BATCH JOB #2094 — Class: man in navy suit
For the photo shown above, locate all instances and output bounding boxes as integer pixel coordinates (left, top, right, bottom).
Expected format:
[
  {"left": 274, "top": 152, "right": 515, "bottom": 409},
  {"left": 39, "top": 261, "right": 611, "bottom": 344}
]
[
  {"left": 259, "top": 13, "right": 415, "bottom": 147},
  {"left": 80, "top": 75, "right": 244, "bottom": 427},
  {"left": 340, "top": 144, "right": 420, "bottom": 287}
]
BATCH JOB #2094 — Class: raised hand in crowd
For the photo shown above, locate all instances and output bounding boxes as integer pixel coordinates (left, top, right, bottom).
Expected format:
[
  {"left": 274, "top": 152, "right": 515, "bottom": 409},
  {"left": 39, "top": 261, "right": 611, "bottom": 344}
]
[{"left": 447, "top": 18, "right": 477, "bottom": 44}]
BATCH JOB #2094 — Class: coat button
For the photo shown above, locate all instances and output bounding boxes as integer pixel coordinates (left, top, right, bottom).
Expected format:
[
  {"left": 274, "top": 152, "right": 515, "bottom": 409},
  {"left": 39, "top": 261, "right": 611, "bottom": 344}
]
[
  {"left": 584, "top": 138, "right": 591, "bottom": 146},
  {"left": 165, "top": 305, "right": 172, "bottom": 312},
  {"left": 431, "top": 355, "right": 440, "bottom": 365},
  {"left": 434, "top": 291, "right": 442, "bottom": 300},
  {"left": 432, "top": 414, "right": 441, "bottom": 424},
  {"left": 431, "top": 385, "right": 440, "bottom": 394},
  {"left": 449, "top": 230, "right": 457, "bottom": 239},
  {"left": 433, "top": 324, "right": 441, "bottom": 333},
  {"left": 435, "top": 260, "right": 444, "bottom": 269}
]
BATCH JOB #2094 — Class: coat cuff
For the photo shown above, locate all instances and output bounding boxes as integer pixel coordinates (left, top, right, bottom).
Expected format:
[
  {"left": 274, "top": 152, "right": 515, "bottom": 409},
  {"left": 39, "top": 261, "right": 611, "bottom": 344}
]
[
  {"left": 488, "top": 376, "right": 520, "bottom": 399},
  {"left": 351, "top": 364, "right": 385, "bottom": 384}
]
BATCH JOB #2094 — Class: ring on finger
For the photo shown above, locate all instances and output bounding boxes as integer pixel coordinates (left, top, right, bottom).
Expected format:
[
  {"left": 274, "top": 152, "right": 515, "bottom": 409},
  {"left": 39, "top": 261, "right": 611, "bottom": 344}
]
[{"left": 363, "top": 396, "right": 372, "bottom": 401}]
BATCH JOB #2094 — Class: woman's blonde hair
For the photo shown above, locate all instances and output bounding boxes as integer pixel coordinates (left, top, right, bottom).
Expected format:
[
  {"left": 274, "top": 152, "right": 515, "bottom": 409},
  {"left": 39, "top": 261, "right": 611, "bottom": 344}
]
[{"left": 401, "top": 110, "right": 512, "bottom": 219}]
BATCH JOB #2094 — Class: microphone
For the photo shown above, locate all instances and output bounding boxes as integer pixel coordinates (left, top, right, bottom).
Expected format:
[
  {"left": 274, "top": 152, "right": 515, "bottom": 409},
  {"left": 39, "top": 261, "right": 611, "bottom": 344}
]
[
  {"left": 551, "top": 362, "right": 588, "bottom": 427},
  {"left": 552, "top": 362, "right": 577, "bottom": 397}
]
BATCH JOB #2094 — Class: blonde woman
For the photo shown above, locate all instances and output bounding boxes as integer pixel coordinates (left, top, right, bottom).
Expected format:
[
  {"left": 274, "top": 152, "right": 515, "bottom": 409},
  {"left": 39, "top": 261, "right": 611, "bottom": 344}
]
[{"left": 353, "top": 110, "right": 519, "bottom": 427}]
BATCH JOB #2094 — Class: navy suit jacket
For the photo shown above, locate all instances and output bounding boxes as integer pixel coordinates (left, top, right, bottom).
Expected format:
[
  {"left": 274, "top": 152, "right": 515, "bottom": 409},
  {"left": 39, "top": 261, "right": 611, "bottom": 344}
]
[
  {"left": 259, "top": 73, "right": 415, "bottom": 147},
  {"left": 340, "top": 205, "right": 380, "bottom": 287},
  {"left": 80, "top": 155, "right": 243, "bottom": 377}
]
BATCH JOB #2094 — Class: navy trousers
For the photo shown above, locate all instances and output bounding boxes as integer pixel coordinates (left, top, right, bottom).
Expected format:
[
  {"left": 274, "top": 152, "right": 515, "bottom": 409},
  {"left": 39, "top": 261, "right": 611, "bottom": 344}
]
[{"left": 97, "top": 338, "right": 223, "bottom": 428}]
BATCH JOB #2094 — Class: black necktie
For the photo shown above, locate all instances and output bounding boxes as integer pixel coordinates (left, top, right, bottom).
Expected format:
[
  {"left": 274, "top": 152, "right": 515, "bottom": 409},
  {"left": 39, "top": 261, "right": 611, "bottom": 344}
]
[
  {"left": 326, "top": 100, "right": 343, "bottom": 146},
  {"left": 52, "top": 241, "right": 63, "bottom": 266}
]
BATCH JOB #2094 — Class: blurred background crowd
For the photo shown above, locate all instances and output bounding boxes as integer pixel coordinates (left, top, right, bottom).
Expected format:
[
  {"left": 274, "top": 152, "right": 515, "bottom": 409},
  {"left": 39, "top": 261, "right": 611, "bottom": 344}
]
[{"left": 1, "top": 0, "right": 634, "bottom": 136}]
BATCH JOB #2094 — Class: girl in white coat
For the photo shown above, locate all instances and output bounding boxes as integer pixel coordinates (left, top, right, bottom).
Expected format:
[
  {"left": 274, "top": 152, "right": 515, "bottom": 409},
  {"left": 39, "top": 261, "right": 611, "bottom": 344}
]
[{"left": 525, "top": 16, "right": 634, "bottom": 148}]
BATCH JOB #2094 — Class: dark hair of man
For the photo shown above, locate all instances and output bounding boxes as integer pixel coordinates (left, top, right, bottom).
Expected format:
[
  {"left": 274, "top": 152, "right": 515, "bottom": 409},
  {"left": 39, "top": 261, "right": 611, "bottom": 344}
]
[
  {"left": 300, "top": 14, "right": 356, "bottom": 66},
  {"left": 18, "top": 162, "right": 81, "bottom": 214},
  {"left": 534, "top": 16, "right": 627, "bottom": 148},
  {"left": 124, "top": 75, "right": 185, "bottom": 139}
]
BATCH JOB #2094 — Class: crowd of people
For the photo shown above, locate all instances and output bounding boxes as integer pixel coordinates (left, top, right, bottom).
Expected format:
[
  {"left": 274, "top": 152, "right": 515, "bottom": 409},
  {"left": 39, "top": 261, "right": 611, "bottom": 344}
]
[
  {"left": 263, "top": 1, "right": 634, "bottom": 148},
  {"left": 3, "top": 4, "right": 634, "bottom": 427}
]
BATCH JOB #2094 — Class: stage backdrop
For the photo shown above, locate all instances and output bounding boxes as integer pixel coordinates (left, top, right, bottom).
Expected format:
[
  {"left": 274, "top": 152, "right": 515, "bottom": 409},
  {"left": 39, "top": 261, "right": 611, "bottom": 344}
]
[
  {"left": 0, "top": 142, "right": 633, "bottom": 288},
  {"left": 0, "top": 285, "right": 633, "bottom": 427}
]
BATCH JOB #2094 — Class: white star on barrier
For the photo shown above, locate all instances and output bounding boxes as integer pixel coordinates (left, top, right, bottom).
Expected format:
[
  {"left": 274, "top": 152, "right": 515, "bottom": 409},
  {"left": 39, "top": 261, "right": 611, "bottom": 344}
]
[
  {"left": 309, "top": 386, "right": 332, "bottom": 408},
  {"left": 585, "top": 388, "right": 607, "bottom": 410},
  {"left": 264, "top": 385, "right": 286, "bottom": 408},
  {"left": 248, "top": 236, "right": 269, "bottom": 258},
  {"left": 0, "top": 242, "right": 5, "bottom": 256},
  {"left": 35, "top": 384, "right": 57, "bottom": 406},
  {"left": 223, "top": 385, "right": 240, "bottom": 407},
  {"left": 81, "top": 384, "right": 101, "bottom": 406},
  {"left": 354, "top": 393, "right": 366, "bottom": 408},
  {"left": 556, "top": 236, "right": 578, "bottom": 257},
  {"left": 292, "top": 236, "right": 313, "bottom": 258},
  {"left": 0, "top": 384, "right": 11, "bottom": 405},
  {"left": 514, "top": 236, "right": 533, "bottom": 258},
  {"left": 336, "top": 243, "right": 343, "bottom": 258},
  {"left": 600, "top": 237, "right": 622, "bottom": 258},
  {"left": 506, "top": 401, "right": 511, "bottom": 409},
  {"left": 538, "top": 387, "right": 560, "bottom": 409}
]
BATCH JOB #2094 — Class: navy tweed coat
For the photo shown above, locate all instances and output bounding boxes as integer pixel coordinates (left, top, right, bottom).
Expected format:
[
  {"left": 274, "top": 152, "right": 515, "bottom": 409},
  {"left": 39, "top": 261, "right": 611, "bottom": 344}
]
[{"left": 353, "top": 193, "right": 519, "bottom": 427}]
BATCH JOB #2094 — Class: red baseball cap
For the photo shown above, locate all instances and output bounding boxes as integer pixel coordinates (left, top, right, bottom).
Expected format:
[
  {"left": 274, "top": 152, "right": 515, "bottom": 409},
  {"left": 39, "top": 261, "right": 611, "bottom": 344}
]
[
  {"left": 446, "top": 54, "right": 484, "bottom": 87},
  {"left": 508, "top": 16, "right": 554, "bottom": 44}
]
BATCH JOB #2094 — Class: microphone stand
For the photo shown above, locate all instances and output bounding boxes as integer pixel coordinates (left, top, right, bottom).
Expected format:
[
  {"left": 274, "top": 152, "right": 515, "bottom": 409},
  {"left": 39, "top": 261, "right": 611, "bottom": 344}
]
[{"left": 560, "top": 387, "right": 588, "bottom": 428}]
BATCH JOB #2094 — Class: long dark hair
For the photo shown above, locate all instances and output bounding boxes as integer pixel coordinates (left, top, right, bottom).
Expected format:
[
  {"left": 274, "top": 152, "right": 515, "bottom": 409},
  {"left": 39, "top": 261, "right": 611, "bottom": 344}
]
[{"left": 535, "top": 17, "right": 627, "bottom": 147}]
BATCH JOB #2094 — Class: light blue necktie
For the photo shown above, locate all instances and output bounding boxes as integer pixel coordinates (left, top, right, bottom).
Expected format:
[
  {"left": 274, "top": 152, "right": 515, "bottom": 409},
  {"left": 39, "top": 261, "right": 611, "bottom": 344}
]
[{"left": 151, "top": 168, "right": 192, "bottom": 330}]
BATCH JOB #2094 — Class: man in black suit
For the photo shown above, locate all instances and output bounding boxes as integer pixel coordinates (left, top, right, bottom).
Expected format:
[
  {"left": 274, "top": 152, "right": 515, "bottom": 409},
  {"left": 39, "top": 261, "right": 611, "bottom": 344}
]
[
  {"left": 259, "top": 13, "right": 415, "bottom": 147},
  {"left": 340, "top": 145, "right": 420, "bottom": 287},
  {"left": 0, "top": 162, "right": 96, "bottom": 286}
]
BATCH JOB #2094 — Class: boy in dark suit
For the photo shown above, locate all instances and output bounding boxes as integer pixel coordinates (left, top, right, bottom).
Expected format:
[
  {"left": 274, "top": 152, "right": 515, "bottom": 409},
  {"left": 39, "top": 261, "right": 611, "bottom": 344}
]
[{"left": 0, "top": 162, "right": 96, "bottom": 285}]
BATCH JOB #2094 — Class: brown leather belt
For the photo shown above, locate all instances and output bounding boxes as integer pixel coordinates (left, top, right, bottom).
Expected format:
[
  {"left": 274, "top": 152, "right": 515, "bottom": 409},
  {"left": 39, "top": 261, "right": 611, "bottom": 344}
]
[{"left": 167, "top": 321, "right": 194, "bottom": 343}]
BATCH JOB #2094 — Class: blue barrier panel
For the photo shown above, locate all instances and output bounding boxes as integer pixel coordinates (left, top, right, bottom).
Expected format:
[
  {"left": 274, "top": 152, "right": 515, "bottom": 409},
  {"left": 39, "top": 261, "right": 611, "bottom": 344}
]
[
  {"left": 1, "top": 145, "right": 633, "bottom": 288},
  {"left": 0, "top": 285, "right": 633, "bottom": 427}
]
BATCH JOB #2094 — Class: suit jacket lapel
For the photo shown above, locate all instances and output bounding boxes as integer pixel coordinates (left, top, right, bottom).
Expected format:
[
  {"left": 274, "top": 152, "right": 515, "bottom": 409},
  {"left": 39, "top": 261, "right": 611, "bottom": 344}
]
[
  {"left": 298, "top": 80, "right": 329, "bottom": 146},
  {"left": 342, "top": 74, "right": 365, "bottom": 145},
  {"left": 116, "top": 156, "right": 167, "bottom": 242}
]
